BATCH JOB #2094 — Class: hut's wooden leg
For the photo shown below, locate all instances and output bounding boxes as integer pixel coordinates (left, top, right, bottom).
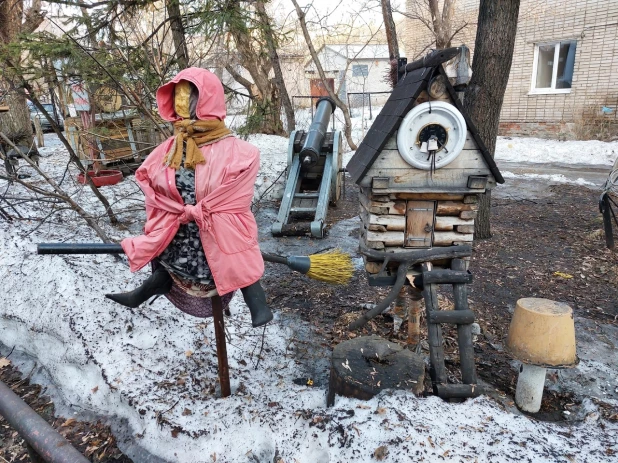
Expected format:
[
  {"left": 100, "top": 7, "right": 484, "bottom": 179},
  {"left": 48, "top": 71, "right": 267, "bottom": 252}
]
[
  {"left": 212, "top": 295, "right": 231, "bottom": 398},
  {"left": 407, "top": 287, "right": 423, "bottom": 347}
]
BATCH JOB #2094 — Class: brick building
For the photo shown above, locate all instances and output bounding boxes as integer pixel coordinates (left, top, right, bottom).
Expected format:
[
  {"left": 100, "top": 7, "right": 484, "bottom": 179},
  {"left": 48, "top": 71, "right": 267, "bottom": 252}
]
[{"left": 402, "top": 0, "right": 618, "bottom": 139}]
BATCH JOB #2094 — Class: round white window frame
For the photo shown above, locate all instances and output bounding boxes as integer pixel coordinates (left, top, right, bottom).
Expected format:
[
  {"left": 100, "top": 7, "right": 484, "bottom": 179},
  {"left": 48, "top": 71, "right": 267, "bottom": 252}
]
[{"left": 396, "top": 101, "right": 467, "bottom": 170}]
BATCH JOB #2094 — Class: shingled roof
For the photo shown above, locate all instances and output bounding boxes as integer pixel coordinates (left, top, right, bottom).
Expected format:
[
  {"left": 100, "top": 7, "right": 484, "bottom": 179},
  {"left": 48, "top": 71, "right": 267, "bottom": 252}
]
[{"left": 346, "top": 51, "right": 504, "bottom": 186}]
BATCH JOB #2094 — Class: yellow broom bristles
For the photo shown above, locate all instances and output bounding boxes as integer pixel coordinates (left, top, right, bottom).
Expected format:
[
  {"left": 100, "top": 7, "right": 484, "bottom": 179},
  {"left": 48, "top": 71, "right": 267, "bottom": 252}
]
[{"left": 306, "top": 249, "right": 354, "bottom": 285}]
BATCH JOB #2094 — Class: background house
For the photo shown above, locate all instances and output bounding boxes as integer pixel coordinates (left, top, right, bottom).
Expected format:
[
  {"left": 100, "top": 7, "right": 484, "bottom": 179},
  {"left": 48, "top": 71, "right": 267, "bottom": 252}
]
[
  {"left": 299, "top": 44, "right": 392, "bottom": 108},
  {"left": 402, "top": 0, "right": 618, "bottom": 139}
]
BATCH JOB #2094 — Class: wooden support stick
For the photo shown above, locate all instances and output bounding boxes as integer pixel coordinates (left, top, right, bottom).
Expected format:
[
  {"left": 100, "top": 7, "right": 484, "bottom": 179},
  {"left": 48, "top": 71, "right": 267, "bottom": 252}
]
[
  {"left": 212, "top": 295, "right": 231, "bottom": 398},
  {"left": 407, "top": 287, "right": 423, "bottom": 346},
  {"left": 452, "top": 259, "right": 477, "bottom": 385},
  {"left": 421, "top": 263, "right": 447, "bottom": 391}
]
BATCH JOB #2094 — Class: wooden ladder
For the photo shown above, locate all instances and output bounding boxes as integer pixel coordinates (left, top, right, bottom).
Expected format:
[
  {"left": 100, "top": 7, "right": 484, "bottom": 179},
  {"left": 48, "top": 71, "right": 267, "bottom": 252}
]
[{"left": 421, "top": 258, "right": 482, "bottom": 399}]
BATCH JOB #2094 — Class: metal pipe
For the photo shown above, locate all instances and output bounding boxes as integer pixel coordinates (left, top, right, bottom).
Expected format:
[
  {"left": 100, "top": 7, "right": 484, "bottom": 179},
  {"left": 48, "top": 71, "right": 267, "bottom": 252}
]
[
  {"left": 36, "top": 243, "right": 313, "bottom": 275},
  {"left": 0, "top": 380, "right": 89, "bottom": 463},
  {"left": 300, "top": 97, "right": 336, "bottom": 167}
]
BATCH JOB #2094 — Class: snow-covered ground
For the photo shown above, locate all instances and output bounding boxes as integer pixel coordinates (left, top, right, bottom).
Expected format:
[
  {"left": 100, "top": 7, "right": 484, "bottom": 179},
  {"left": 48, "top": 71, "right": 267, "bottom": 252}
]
[{"left": 0, "top": 130, "right": 617, "bottom": 462}]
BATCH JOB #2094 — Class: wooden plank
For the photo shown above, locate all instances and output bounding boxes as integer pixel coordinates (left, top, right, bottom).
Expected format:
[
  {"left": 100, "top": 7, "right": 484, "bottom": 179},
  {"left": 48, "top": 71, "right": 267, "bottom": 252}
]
[
  {"left": 434, "top": 216, "right": 474, "bottom": 231},
  {"left": 369, "top": 214, "right": 406, "bottom": 231},
  {"left": 361, "top": 167, "right": 495, "bottom": 190},
  {"left": 390, "top": 193, "right": 464, "bottom": 201},
  {"left": 404, "top": 200, "right": 435, "bottom": 248},
  {"left": 366, "top": 145, "right": 488, "bottom": 171},
  {"left": 436, "top": 201, "right": 478, "bottom": 216},
  {"left": 383, "top": 130, "right": 478, "bottom": 151},
  {"left": 367, "top": 230, "right": 405, "bottom": 246},
  {"left": 0, "top": 105, "right": 9, "bottom": 113},
  {"left": 433, "top": 231, "right": 474, "bottom": 246}
]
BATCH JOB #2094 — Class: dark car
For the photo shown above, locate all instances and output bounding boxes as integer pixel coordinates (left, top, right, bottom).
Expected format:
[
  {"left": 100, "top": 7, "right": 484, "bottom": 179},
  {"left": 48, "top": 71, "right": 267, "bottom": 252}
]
[{"left": 28, "top": 102, "right": 63, "bottom": 132}]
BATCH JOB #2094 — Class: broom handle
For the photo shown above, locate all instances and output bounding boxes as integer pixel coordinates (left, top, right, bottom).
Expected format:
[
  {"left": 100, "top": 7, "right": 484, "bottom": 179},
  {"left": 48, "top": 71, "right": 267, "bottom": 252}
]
[
  {"left": 36, "top": 243, "right": 304, "bottom": 271},
  {"left": 37, "top": 243, "right": 124, "bottom": 254}
]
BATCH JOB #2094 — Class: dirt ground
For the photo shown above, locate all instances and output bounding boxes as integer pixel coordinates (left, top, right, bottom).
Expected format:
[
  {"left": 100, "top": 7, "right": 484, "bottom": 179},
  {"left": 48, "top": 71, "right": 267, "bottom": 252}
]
[{"left": 1, "top": 180, "right": 617, "bottom": 462}]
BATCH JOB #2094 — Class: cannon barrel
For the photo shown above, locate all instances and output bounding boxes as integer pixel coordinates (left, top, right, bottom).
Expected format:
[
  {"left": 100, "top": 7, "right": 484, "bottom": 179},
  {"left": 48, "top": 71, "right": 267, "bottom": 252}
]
[{"left": 300, "top": 97, "right": 336, "bottom": 167}]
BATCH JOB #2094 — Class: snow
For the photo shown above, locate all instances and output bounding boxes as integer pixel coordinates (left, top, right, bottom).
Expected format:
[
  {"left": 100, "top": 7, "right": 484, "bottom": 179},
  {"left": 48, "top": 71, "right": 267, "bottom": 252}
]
[
  {"left": 496, "top": 137, "right": 618, "bottom": 166},
  {"left": 501, "top": 171, "right": 598, "bottom": 187},
  {"left": 0, "top": 132, "right": 617, "bottom": 462}
]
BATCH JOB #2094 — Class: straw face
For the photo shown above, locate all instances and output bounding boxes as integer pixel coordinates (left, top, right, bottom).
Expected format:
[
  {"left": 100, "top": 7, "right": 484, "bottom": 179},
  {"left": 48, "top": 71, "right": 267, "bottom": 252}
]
[{"left": 307, "top": 250, "right": 354, "bottom": 285}]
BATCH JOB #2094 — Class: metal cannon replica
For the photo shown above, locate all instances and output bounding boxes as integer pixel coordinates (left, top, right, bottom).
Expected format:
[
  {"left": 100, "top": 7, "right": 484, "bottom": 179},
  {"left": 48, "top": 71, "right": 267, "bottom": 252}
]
[{"left": 271, "top": 97, "right": 343, "bottom": 238}]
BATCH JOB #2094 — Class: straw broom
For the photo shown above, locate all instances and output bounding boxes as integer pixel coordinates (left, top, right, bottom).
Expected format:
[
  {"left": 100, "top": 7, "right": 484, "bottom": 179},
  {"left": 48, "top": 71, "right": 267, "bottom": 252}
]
[{"left": 37, "top": 243, "right": 354, "bottom": 285}]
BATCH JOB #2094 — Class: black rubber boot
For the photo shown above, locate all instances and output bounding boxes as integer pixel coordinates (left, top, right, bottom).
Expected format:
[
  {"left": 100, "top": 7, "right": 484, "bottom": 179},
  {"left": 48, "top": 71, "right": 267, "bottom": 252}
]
[
  {"left": 106, "top": 267, "right": 173, "bottom": 308},
  {"left": 240, "top": 281, "right": 273, "bottom": 327}
]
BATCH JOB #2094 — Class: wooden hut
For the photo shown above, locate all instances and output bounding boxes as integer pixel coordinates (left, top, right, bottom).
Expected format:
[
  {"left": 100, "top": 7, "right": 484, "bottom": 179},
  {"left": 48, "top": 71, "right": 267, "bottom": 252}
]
[{"left": 347, "top": 48, "right": 504, "bottom": 281}]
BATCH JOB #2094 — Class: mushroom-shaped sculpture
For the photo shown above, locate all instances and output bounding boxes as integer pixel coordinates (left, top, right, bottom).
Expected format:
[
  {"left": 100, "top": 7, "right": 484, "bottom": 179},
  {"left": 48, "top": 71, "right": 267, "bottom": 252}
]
[{"left": 505, "top": 298, "right": 577, "bottom": 413}]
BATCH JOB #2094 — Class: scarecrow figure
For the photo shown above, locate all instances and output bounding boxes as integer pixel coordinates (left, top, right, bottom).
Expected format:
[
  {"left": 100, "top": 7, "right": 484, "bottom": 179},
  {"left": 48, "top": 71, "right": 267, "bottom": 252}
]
[{"left": 106, "top": 68, "right": 272, "bottom": 327}]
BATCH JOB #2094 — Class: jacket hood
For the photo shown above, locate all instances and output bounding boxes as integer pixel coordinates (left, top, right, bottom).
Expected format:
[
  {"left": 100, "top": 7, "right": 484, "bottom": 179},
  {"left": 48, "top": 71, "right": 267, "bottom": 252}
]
[{"left": 157, "top": 68, "right": 226, "bottom": 122}]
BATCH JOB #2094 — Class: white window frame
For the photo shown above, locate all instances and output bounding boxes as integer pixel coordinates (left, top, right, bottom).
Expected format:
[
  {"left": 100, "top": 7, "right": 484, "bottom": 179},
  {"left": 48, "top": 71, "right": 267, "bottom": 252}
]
[{"left": 529, "top": 41, "right": 576, "bottom": 95}]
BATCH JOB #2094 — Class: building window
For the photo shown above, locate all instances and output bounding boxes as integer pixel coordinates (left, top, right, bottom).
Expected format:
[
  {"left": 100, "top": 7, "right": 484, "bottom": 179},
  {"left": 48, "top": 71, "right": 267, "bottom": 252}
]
[
  {"left": 352, "top": 64, "right": 369, "bottom": 78},
  {"left": 531, "top": 41, "right": 577, "bottom": 94}
]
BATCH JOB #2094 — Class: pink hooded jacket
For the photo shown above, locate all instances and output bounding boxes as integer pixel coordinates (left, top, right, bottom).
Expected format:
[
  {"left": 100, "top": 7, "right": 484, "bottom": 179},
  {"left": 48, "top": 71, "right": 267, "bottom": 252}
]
[{"left": 121, "top": 68, "right": 264, "bottom": 295}]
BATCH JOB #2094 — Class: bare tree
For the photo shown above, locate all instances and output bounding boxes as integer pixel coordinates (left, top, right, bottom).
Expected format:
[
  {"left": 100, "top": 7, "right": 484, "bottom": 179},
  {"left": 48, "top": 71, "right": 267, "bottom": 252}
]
[
  {"left": 291, "top": 0, "right": 358, "bottom": 150},
  {"left": 381, "top": 0, "right": 399, "bottom": 87},
  {"left": 463, "top": 0, "right": 520, "bottom": 238},
  {"left": 399, "top": 0, "right": 470, "bottom": 57}
]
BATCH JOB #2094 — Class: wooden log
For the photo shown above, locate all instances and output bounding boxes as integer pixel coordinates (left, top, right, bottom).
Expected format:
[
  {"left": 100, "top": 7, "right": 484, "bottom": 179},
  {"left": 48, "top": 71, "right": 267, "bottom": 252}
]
[
  {"left": 327, "top": 335, "right": 425, "bottom": 406},
  {"left": 460, "top": 210, "right": 478, "bottom": 219},
  {"left": 361, "top": 244, "right": 472, "bottom": 262},
  {"left": 369, "top": 214, "right": 406, "bottom": 231},
  {"left": 367, "top": 230, "right": 405, "bottom": 246},
  {"left": 456, "top": 225, "right": 475, "bottom": 234},
  {"left": 434, "top": 216, "right": 474, "bottom": 231},
  {"left": 436, "top": 201, "right": 478, "bottom": 216},
  {"left": 390, "top": 193, "right": 464, "bottom": 201},
  {"left": 0, "top": 105, "right": 9, "bottom": 113},
  {"left": 421, "top": 264, "right": 447, "bottom": 391},
  {"left": 452, "top": 259, "right": 477, "bottom": 386},
  {"left": 368, "top": 224, "right": 387, "bottom": 232},
  {"left": 361, "top": 227, "right": 385, "bottom": 250},
  {"left": 435, "top": 383, "right": 482, "bottom": 399},
  {"left": 359, "top": 194, "right": 406, "bottom": 215},
  {"left": 433, "top": 231, "right": 474, "bottom": 246},
  {"left": 428, "top": 309, "right": 475, "bottom": 325},
  {"left": 212, "top": 295, "right": 231, "bottom": 398},
  {"left": 463, "top": 195, "right": 479, "bottom": 204},
  {"left": 422, "top": 269, "right": 473, "bottom": 285},
  {"left": 365, "top": 261, "right": 383, "bottom": 274},
  {"left": 371, "top": 195, "right": 391, "bottom": 203}
]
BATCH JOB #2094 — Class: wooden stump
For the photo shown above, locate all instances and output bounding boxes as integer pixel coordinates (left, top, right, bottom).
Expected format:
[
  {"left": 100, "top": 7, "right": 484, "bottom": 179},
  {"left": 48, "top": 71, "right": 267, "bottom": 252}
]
[{"left": 327, "top": 335, "right": 424, "bottom": 406}]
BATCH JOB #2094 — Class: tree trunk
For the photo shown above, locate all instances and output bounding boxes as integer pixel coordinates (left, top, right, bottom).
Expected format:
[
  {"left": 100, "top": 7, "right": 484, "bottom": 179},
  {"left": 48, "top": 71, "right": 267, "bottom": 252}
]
[
  {"left": 166, "top": 0, "right": 189, "bottom": 69},
  {"left": 227, "top": 1, "right": 285, "bottom": 136},
  {"left": 463, "top": 0, "right": 520, "bottom": 239},
  {"left": 428, "top": 0, "right": 455, "bottom": 49},
  {"left": 255, "top": 1, "right": 295, "bottom": 133},
  {"left": 381, "top": 0, "right": 400, "bottom": 87},
  {"left": 291, "top": 0, "right": 357, "bottom": 150},
  {"left": 0, "top": 0, "right": 34, "bottom": 147}
]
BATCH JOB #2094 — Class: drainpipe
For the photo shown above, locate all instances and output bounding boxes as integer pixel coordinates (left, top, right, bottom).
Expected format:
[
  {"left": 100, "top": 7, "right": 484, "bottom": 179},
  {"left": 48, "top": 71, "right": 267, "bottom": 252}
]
[{"left": 0, "top": 380, "right": 89, "bottom": 463}]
